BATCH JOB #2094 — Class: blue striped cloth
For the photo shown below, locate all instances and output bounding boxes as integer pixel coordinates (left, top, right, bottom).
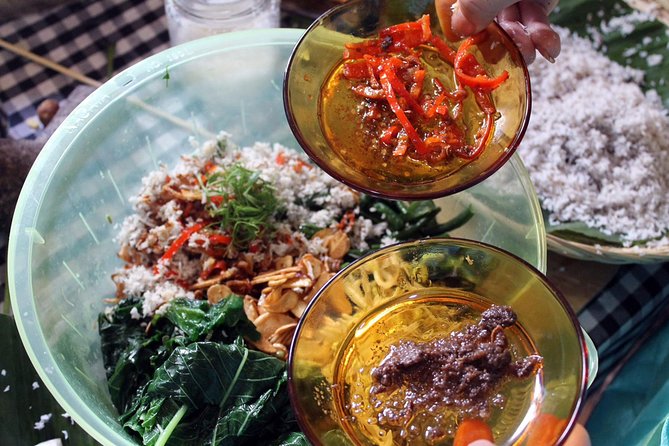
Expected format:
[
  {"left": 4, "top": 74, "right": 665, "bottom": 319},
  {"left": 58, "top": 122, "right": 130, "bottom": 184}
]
[{"left": 579, "top": 262, "right": 669, "bottom": 388}]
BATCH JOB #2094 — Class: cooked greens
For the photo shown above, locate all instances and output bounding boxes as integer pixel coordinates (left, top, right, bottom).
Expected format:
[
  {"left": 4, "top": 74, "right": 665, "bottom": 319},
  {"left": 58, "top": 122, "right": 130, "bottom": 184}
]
[
  {"left": 100, "top": 296, "right": 306, "bottom": 446},
  {"left": 123, "top": 340, "right": 302, "bottom": 446},
  {"left": 346, "top": 196, "right": 474, "bottom": 261}
]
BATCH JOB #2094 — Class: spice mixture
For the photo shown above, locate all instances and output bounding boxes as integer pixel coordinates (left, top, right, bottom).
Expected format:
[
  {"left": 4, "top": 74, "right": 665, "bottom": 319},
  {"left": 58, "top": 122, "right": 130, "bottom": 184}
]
[{"left": 370, "top": 305, "right": 543, "bottom": 421}]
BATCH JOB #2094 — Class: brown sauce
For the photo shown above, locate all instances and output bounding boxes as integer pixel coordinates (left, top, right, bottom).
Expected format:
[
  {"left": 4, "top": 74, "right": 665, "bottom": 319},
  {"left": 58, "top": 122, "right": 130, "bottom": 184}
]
[{"left": 370, "top": 305, "right": 543, "bottom": 421}]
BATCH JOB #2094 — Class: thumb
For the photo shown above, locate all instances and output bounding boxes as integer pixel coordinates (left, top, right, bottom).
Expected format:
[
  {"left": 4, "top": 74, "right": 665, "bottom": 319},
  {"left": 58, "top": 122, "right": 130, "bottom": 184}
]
[
  {"left": 449, "top": 0, "right": 519, "bottom": 36},
  {"left": 468, "top": 441, "right": 496, "bottom": 446}
]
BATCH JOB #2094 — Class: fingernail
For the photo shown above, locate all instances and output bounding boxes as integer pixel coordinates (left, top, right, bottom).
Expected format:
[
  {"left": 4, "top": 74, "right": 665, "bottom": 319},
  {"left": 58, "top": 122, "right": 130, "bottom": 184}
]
[
  {"left": 537, "top": 43, "right": 560, "bottom": 63},
  {"left": 451, "top": 9, "right": 476, "bottom": 37}
]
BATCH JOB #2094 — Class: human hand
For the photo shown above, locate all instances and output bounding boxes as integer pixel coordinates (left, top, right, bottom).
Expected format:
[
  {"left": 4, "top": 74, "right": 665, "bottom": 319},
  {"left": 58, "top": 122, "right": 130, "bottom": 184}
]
[
  {"left": 465, "top": 422, "right": 591, "bottom": 446},
  {"left": 435, "top": 0, "right": 561, "bottom": 64}
]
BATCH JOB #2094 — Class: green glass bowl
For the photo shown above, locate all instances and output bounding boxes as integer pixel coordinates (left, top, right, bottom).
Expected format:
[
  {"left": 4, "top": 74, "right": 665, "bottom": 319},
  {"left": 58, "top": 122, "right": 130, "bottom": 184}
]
[
  {"left": 284, "top": 0, "right": 531, "bottom": 200},
  {"left": 9, "top": 29, "right": 544, "bottom": 446},
  {"left": 288, "top": 238, "right": 591, "bottom": 446}
]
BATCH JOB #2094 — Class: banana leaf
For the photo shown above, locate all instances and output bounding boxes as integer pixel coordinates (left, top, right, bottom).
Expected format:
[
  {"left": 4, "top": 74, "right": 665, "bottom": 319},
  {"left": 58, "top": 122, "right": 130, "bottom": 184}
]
[
  {"left": 0, "top": 314, "right": 98, "bottom": 445},
  {"left": 540, "top": 0, "right": 669, "bottom": 246}
]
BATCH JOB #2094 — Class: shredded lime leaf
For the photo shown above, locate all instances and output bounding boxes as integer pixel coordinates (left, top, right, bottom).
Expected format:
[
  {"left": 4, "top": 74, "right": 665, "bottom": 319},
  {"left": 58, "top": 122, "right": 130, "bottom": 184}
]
[
  {"left": 204, "top": 164, "right": 280, "bottom": 248},
  {"left": 162, "top": 67, "right": 170, "bottom": 87}
]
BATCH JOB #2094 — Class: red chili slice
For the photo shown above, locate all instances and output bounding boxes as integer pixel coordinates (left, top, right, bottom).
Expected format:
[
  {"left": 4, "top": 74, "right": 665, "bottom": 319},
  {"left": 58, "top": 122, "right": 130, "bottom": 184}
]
[
  {"left": 456, "top": 112, "right": 494, "bottom": 160},
  {"left": 159, "top": 222, "right": 206, "bottom": 265},
  {"left": 342, "top": 60, "right": 370, "bottom": 80},
  {"left": 427, "top": 35, "right": 456, "bottom": 64},
  {"left": 209, "top": 234, "right": 232, "bottom": 245},
  {"left": 382, "top": 60, "right": 424, "bottom": 116},
  {"left": 410, "top": 69, "right": 426, "bottom": 100},
  {"left": 344, "top": 39, "right": 382, "bottom": 59},
  {"left": 393, "top": 131, "right": 409, "bottom": 156},
  {"left": 455, "top": 32, "right": 509, "bottom": 91},
  {"left": 380, "top": 124, "right": 401, "bottom": 145},
  {"left": 379, "top": 67, "right": 428, "bottom": 154}
]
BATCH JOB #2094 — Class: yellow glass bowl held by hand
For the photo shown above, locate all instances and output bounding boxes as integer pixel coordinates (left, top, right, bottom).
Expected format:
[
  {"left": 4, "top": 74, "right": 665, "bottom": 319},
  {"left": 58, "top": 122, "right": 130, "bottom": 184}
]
[
  {"left": 284, "top": 0, "right": 531, "bottom": 200},
  {"left": 289, "top": 238, "right": 591, "bottom": 446}
]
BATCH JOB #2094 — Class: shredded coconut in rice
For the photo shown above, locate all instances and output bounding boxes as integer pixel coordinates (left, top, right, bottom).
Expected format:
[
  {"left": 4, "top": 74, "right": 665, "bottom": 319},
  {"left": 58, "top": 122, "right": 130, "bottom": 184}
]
[
  {"left": 101, "top": 131, "right": 464, "bottom": 364},
  {"left": 108, "top": 135, "right": 392, "bottom": 319},
  {"left": 520, "top": 26, "right": 669, "bottom": 246}
]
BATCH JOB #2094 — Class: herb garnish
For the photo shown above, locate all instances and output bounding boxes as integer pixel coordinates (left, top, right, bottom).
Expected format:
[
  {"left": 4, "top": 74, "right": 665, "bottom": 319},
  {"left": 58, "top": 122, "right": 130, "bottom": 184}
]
[
  {"left": 205, "top": 164, "right": 280, "bottom": 249},
  {"left": 162, "top": 66, "right": 170, "bottom": 87}
]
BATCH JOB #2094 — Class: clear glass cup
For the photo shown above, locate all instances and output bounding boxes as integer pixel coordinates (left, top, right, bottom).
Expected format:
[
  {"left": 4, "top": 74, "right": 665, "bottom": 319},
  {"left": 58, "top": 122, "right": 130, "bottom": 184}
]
[{"left": 165, "top": 0, "right": 281, "bottom": 46}]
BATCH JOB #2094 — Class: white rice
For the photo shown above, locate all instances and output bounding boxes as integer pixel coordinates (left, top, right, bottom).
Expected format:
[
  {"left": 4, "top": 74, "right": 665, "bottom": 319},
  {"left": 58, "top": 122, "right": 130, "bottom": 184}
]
[{"left": 520, "top": 26, "right": 669, "bottom": 246}]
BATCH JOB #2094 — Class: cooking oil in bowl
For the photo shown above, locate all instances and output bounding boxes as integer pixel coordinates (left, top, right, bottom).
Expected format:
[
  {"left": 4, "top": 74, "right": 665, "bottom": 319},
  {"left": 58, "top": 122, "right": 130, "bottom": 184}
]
[
  {"left": 330, "top": 289, "right": 542, "bottom": 445},
  {"left": 319, "top": 46, "right": 480, "bottom": 185}
]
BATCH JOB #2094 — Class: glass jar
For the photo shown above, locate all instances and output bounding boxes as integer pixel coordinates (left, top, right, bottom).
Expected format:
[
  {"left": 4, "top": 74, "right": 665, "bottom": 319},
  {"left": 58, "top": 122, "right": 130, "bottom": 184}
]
[{"left": 165, "top": 0, "right": 281, "bottom": 46}]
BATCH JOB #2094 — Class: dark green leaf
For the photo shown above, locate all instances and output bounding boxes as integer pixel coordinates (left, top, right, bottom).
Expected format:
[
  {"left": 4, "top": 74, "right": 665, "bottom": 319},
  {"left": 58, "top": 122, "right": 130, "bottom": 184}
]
[
  {"left": 426, "top": 206, "right": 474, "bottom": 236},
  {"left": 100, "top": 296, "right": 259, "bottom": 415},
  {"left": 99, "top": 297, "right": 170, "bottom": 412},
  {"left": 371, "top": 201, "right": 405, "bottom": 231},
  {"left": 148, "top": 339, "right": 283, "bottom": 410},
  {"left": 164, "top": 296, "right": 259, "bottom": 342},
  {"left": 210, "top": 368, "right": 291, "bottom": 445},
  {"left": 299, "top": 223, "right": 324, "bottom": 239},
  {"left": 272, "top": 432, "right": 311, "bottom": 446},
  {"left": 349, "top": 195, "right": 473, "bottom": 264},
  {"left": 124, "top": 339, "right": 298, "bottom": 446},
  {"left": 402, "top": 200, "right": 438, "bottom": 223}
]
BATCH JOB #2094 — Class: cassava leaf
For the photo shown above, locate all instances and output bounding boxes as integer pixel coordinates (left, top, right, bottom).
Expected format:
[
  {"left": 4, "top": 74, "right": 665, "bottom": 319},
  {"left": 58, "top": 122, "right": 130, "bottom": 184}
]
[
  {"left": 272, "top": 432, "right": 311, "bottom": 445},
  {"left": 210, "top": 368, "right": 292, "bottom": 445},
  {"left": 165, "top": 296, "right": 259, "bottom": 342},
  {"left": 147, "top": 339, "right": 284, "bottom": 409},
  {"left": 124, "top": 339, "right": 300, "bottom": 446},
  {"left": 100, "top": 295, "right": 258, "bottom": 415},
  {"left": 99, "top": 297, "right": 175, "bottom": 412}
]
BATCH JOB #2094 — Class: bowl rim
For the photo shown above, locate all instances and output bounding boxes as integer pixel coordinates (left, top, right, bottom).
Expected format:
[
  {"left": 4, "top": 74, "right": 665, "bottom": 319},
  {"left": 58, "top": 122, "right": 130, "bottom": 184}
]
[
  {"left": 7, "top": 27, "right": 307, "bottom": 446},
  {"left": 287, "top": 236, "right": 588, "bottom": 446},
  {"left": 283, "top": 0, "right": 532, "bottom": 201},
  {"left": 547, "top": 232, "right": 669, "bottom": 264}
]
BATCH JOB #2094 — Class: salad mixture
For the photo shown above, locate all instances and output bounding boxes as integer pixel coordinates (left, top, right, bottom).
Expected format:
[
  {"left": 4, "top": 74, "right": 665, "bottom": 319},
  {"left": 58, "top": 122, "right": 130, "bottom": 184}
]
[{"left": 99, "top": 134, "right": 472, "bottom": 445}]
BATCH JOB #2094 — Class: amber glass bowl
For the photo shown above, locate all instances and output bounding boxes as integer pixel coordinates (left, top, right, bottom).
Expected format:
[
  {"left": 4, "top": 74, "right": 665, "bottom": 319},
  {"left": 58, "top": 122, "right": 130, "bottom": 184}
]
[
  {"left": 288, "top": 238, "right": 590, "bottom": 446},
  {"left": 284, "top": 0, "right": 531, "bottom": 200}
]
